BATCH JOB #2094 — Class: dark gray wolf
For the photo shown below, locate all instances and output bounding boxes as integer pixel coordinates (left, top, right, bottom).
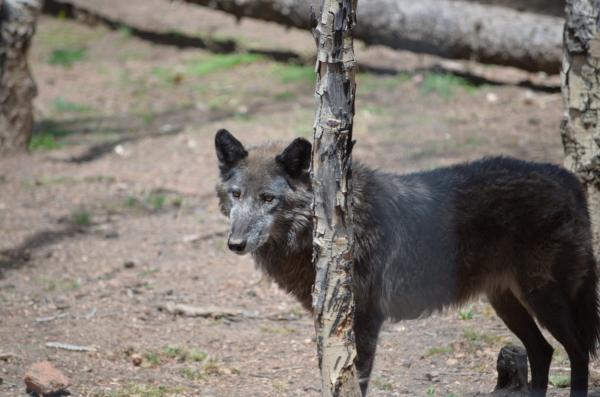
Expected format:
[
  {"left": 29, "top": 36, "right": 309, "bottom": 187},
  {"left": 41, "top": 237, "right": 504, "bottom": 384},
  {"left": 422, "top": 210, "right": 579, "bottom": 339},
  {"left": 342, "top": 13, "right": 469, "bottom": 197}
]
[{"left": 214, "top": 129, "right": 600, "bottom": 397}]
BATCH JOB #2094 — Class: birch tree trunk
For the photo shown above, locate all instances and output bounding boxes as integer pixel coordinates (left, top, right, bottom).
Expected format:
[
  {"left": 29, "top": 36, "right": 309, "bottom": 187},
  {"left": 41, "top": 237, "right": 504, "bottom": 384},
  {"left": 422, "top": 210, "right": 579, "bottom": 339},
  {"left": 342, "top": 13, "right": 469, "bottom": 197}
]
[
  {"left": 561, "top": 0, "right": 600, "bottom": 256},
  {"left": 0, "top": 0, "right": 43, "bottom": 153},
  {"left": 311, "top": 1, "right": 361, "bottom": 396}
]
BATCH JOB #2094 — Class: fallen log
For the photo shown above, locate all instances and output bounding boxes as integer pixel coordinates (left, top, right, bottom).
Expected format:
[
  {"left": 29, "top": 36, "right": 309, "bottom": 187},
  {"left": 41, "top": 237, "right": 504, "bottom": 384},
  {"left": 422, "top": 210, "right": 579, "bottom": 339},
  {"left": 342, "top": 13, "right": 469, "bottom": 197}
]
[
  {"left": 185, "top": 0, "right": 563, "bottom": 73},
  {"left": 452, "top": 0, "right": 564, "bottom": 17}
]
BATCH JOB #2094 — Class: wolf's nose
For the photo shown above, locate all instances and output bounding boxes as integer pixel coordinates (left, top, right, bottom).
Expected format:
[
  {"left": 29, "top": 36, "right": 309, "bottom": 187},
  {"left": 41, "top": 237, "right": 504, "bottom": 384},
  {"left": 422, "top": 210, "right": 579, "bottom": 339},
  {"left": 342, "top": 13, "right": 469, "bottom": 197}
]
[{"left": 228, "top": 238, "right": 247, "bottom": 253}]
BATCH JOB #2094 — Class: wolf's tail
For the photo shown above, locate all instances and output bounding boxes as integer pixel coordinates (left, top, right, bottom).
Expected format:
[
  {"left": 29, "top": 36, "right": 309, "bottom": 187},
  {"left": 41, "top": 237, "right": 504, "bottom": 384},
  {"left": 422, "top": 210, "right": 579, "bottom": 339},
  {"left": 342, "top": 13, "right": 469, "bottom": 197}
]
[{"left": 573, "top": 254, "right": 600, "bottom": 358}]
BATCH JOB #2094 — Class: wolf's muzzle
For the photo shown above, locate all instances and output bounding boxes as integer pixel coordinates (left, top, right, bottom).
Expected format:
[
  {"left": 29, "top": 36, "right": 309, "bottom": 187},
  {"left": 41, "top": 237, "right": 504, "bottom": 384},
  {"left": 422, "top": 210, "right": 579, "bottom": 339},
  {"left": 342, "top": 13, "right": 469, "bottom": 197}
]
[{"left": 228, "top": 238, "right": 247, "bottom": 254}]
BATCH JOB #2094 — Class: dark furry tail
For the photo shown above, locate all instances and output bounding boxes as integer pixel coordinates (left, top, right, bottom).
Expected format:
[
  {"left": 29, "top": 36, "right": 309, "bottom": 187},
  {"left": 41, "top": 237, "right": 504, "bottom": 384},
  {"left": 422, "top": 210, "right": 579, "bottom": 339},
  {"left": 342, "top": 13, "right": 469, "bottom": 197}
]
[{"left": 573, "top": 256, "right": 600, "bottom": 358}]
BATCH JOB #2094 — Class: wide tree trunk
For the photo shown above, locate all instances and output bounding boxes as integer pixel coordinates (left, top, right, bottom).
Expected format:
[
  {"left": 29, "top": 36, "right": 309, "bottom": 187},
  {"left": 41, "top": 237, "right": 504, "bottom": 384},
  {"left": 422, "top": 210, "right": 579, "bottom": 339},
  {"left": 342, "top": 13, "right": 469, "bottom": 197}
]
[
  {"left": 561, "top": 0, "right": 600, "bottom": 256},
  {"left": 186, "top": 0, "right": 563, "bottom": 73},
  {"left": 310, "top": 0, "right": 361, "bottom": 396},
  {"left": 0, "top": 0, "right": 43, "bottom": 153}
]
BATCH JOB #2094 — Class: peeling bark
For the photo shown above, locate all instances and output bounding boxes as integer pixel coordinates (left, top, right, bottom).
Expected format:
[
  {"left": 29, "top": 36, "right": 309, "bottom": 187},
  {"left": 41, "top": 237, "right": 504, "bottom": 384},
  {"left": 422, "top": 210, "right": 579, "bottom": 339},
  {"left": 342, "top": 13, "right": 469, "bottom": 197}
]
[
  {"left": 310, "top": 0, "right": 361, "bottom": 396},
  {"left": 561, "top": 0, "right": 600, "bottom": 256},
  {"left": 186, "top": 0, "right": 563, "bottom": 73},
  {"left": 0, "top": 0, "right": 43, "bottom": 153}
]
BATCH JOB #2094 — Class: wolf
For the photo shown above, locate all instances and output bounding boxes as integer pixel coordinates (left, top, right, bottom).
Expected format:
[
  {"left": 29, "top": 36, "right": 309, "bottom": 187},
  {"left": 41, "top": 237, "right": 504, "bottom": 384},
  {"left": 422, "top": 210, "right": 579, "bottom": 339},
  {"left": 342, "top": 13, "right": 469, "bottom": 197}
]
[{"left": 214, "top": 128, "right": 600, "bottom": 397}]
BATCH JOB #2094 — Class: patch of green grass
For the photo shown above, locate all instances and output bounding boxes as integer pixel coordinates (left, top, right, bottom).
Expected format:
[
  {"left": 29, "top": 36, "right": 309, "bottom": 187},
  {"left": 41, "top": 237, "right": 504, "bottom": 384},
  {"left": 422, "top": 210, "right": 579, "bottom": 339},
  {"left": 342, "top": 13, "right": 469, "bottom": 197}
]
[
  {"left": 260, "top": 325, "right": 296, "bottom": 335},
  {"left": 138, "top": 268, "right": 159, "bottom": 278},
  {"left": 142, "top": 351, "right": 162, "bottom": 368},
  {"left": 294, "top": 126, "right": 313, "bottom": 139},
  {"left": 36, "top": 20, "right": 102, "bottom": 49},
  {"left": 426, "top": 385, "right": 436, "bottom": 396},
  {"left": 552, "top": 348, "right": 568, "bottom": 364},
  {"left": 275, "top": 64, "right": 315, "bottom": 84},
  {"left": 458, "top": 304, "right": 474, "bottom": 320},
  {"left": 187, "top": 349, "right": 208, "bottom": 362},
  {"left": 153, "top": 54, "right": 263, "bottom": 83},
  {"left": 273, "top": 91, "right": 295, "bottom": 101},
  {"left": 53, "top": 97, "right": 92, "bottom": 113},
  {"left": 420, "top": 73, "right": 476, "bottom": 98},
  {"left": 372, "top": 378, "right": 393, "bottom": 391},
  {"left": 181, "top": 367, "right": 203, "bottom": 381},
  {"left": 273, "top": 382, "right": 288, "bottom": 392},
  {"left": 29, "top": 126, "right": 74, "bottom": 151},
  {"left": 146, "top": 192, "right": 166, "bottom": 210},
  {"left": 549, "top": 374, "right": 570, "bottom": 388},
  {"left": 462, "top": 328, "right": 502, "bottom": 346},
  {"left": 96, "top": 383, "right": 184, "bottom": 397},
  {"left": 425, "top": 345, "right": 453, "bottom": 358},
  {"left": 141, "top": 112, "right": 156, "bottom": 125},
  {"left": 143, "top": 345, "right": 208, "bottom": 367},
  {"left": 191, "top": 53, "right": 263, "bottom": 76},
  {"left": 125, "top": 196, "right": 142, "bottom": 208},
  {"left": 364, "top": 105, "right": 388, "bottom": 116},
  {"left": 137, "top": 191, "right": 182, "bottom": 211},
  {"left": 29, "top": 134, "right": 62, "bottom": 151},
  {"left": 464, "top": 137, "right": 483, "bottom": 148},
  {"left": 49, "top": 47, "right": 87, "bottom": 67},
  {"left": 42, "top": 276, "right": 81, "bottom": 292},
  {"left": 163, "top": 344, "right": 184, "bottom": 358},
  {"left": 118, "top": 26, "right": 133, "bottom": 39},
  {"left": 207, "top": 95, "right": 231, "bottom": 110},
  {"left": 358, "top": 71, "right": 410, "bottom": 93},
  {"left": 202, "top": 357, "right": 222, "bottom": 376},
  {"left": 71, "top": 208, "right": 92, "bottom": 227}
]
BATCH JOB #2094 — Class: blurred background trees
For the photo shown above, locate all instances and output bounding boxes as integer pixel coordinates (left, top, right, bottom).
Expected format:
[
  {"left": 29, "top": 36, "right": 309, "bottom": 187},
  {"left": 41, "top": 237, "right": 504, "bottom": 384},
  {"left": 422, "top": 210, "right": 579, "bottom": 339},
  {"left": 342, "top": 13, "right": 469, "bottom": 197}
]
[{"left": 0, "top": 0, "right": 44, "bottom": 153}]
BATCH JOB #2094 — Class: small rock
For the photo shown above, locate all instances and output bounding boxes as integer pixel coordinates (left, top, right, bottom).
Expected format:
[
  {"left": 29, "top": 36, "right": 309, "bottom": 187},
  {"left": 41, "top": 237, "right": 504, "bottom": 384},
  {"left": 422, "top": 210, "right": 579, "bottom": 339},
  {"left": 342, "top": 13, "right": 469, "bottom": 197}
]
[
  {"left": 53, "top": 296, "right": 70, "bottom": 310},
  {"left": 114, "top": 145, "right": 131, "bottom": 157},
  {"left": 412, "top": 73, "right": 424, "bottom": 85},
  {"left": 446, "top": 358, "right": 458, "bottom": 366},
  {"left": 182, "top": 234, "right": 200, "bottom": 243},
  {"left": 131, "top": 353, "right": 143, "bottom": 367},
  {"left": 522, "top": 90, "right": 536, "bottom": 106},
  {"left": 486, "top": 92, "right": 499, "bottom": 103},
  {"left": 104, "top": 230, "right": 119, "bottom": 239},
  {"left": 24, "top": 361, "right": 71, "bottom": 396}
]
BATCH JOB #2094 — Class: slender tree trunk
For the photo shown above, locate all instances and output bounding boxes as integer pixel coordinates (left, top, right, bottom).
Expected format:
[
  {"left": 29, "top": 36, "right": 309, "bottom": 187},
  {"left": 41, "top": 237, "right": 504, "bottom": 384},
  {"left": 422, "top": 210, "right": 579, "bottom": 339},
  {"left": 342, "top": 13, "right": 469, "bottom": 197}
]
[
  {"left": 311, "top": 0, "right": 361, "bottom": 396},
  {"left": 561, "top": 0, "right": 600, "bottom": 257},
  {"left": 184, "top": 0, "right": 563, "bottom": 73},
  {"left": 0, "top": 0, "right": 43, "bottom": 153}
]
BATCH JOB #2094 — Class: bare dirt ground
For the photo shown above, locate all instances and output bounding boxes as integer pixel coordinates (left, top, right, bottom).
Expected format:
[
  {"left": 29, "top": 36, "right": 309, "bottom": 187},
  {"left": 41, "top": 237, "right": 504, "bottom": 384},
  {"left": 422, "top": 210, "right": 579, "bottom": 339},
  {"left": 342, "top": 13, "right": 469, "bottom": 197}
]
[{"left": 1, "top": 3, "right": 599, "bottom": 397}]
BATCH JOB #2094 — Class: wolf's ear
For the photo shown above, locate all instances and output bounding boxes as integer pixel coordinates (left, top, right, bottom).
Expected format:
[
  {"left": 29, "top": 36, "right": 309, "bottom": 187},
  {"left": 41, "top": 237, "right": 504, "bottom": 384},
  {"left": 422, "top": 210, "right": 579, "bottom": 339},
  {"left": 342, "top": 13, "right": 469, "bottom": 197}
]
[
  {"left": 215, "top": 129, "right": 248, "bottom": 175},
  {"left": 276, "top": 138, "right": 312, "bottom": 178}
]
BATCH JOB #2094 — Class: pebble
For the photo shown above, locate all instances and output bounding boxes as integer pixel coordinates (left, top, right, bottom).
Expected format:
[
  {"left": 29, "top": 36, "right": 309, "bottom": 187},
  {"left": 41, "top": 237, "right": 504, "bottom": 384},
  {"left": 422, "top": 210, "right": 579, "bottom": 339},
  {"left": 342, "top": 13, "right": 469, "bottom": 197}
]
[{"left": 131, "top": 353, "right": 143, "bottom": 366}]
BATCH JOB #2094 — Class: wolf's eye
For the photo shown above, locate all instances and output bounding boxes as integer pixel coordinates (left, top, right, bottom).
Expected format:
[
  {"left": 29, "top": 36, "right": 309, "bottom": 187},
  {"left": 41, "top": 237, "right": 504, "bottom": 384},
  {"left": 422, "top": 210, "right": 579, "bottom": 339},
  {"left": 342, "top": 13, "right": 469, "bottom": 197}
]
[
  {"left": 232, "top": 190, "right": 241, "bottom": 199},
  {"left": 262, "top": 194, "right": 275, "bottom": 203}
]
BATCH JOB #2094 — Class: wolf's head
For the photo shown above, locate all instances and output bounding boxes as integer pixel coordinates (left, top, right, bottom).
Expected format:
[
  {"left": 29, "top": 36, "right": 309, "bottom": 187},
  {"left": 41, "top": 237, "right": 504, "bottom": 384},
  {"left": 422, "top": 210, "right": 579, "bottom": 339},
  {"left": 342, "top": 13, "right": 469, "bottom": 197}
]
[{"left": 215, "top": 129, "right": 313, "bottom": 255}]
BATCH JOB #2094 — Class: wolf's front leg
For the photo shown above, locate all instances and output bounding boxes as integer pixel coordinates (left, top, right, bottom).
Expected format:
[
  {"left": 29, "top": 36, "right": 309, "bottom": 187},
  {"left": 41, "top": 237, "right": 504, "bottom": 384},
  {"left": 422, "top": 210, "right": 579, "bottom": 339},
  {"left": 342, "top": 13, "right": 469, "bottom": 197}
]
[{"left": 354, "top": 310, "right": 385, "bottom": 396}]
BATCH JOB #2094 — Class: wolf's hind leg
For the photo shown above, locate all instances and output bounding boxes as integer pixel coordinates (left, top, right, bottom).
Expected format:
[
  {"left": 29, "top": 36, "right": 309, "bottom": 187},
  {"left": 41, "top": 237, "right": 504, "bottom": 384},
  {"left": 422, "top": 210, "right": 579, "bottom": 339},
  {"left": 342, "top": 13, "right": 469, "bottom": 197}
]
[
  {"left": 488, "top": 290, "right": 553, "bottom": 397},
  {"left": 354, "top": 310, "right": 384, "bottom": 396},
  {"left": 524, "top": 284, "right": 589, "bottom": 397}
]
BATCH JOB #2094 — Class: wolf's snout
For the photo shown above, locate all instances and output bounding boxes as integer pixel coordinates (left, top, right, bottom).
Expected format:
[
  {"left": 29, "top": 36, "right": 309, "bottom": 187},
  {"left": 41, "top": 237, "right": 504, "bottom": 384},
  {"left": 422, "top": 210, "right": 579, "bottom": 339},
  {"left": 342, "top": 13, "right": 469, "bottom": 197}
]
[{"left": 228, "top": 238, "right": 247, "bottom": 254}]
